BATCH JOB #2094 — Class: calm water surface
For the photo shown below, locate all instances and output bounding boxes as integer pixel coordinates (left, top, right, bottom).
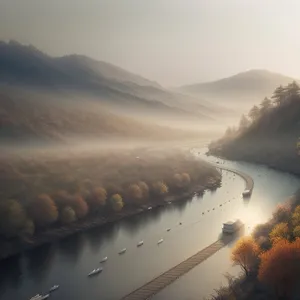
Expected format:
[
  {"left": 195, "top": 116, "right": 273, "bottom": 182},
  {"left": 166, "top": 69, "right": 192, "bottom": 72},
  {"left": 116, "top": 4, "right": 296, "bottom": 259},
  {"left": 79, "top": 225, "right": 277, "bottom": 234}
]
[{"left": 0, "top": 149, "right": 299, "bottom": 300}]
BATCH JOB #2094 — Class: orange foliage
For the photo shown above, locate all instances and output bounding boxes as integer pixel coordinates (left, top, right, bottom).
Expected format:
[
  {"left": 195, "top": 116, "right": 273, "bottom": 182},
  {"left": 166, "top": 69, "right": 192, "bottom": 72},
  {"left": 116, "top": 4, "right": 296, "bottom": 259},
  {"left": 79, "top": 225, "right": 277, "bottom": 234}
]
[
  {"left": 127, "top": 184, "right": 143, "bottom": 204},
  {"left": 53, "top": 190, "right": 73, "bottom": 208},
  {"left": 269, "top": 222, "right": 289, "bottom": 243},
  {"left": 137, "top": 181, "right": 149, "bottom": 199},
  {"left": 29, "top": 194, "right": 58, "bottom": 227},
  {"left": 152, "top": 181, "right": 168, "bottom": 196},
  {"left": 231, "top": 236, "right": 260, "bottom": 276},
  {"left": 258, "top": 238, "right": 300, "bottom": 299},
  {"left": 181, "top": 173, "right": 191, "bottom": 186},
  {"left": 91, "top": 187, "right": 107, "bottom": 208},
  {"left": 71, "top": 195, "right": 89, "bottom": 219}
]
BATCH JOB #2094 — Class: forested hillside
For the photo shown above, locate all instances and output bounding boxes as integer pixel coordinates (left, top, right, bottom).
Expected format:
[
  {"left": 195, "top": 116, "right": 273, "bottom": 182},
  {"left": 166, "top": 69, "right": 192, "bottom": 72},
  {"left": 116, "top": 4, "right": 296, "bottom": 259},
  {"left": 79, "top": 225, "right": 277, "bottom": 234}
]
[{"left": 208, "top": 81, "right": 300, "bottom": 174}]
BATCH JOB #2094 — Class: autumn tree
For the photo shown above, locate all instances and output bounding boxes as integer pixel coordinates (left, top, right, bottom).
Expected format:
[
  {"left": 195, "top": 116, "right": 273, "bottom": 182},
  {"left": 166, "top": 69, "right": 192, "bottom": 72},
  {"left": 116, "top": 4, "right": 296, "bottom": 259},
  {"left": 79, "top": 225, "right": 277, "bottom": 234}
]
[
  {"left": 60, "top": 206, "right": 76, "bottom": 225},
  {"left": 248, "top": 105, "right": 260, "bottom": 122},
  {"left": 252, "top": 223, "right": 273, "bottom": 241},
  {"left": 231, "top": 236, "right": 260, "bottom": 276},
  {"left": 258, "top": 238, "right": 300, "bottom": 299},
  {"left": 110, "top": 194, "right": 124, "bottom": 212},
  {"left": 181, "top": 173, "right": 191, "bottom": 187},
  {"left": 127, "top": 184, "right": 143, "bottom": 205},
  {"left": 21, "top": 219, "right": 35, "bottom": 237},
  {"left": 137, "top": 181, "right": 149, "bottom": 199},
  {"left": 0, "top": 200, "right": 26, "bottom": 238},
  {"left": 292, "top": 211, "right": 300, "bottom": 227},
  {"left": 152, "top": 181, "right": 169, "bottom": 197},
  {"left": 173, "top": 173, "right": 183, "bottom": 188},
  {"left": 293, "top": 225, "right": 300, "bottom": 238},
  {"left": 89, "top": 187, "right": 107, "bottom": 209},
  {"left": 71, "top": 195, "right": 89, "bottom": 219},
  {"left": 269, "top": 222, "right": 290, "bottom": 243},
  {"left": 52, "top": 190, "right": 73, "bottom": 208},
  {"left": 29, "top": 194, "right": 58, "bottom": 227},
  {"left": 294, "top": 205, "right": 300, "bottom": 214}
]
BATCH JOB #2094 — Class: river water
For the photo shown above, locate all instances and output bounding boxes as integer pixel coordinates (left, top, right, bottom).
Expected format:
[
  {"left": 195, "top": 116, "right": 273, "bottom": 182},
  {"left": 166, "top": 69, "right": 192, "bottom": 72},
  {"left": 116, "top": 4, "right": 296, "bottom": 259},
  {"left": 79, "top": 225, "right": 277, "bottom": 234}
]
[{"left": 0, "top": 148, "right": 299, "bottom": 300}]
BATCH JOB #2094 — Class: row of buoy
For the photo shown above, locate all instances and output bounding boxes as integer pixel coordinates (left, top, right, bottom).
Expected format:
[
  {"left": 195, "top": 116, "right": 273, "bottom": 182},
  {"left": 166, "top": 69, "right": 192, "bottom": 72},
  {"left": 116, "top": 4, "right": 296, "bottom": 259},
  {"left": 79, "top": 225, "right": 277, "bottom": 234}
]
[{"left": 95, "top": 223, "right": 182, "bottom": 269}]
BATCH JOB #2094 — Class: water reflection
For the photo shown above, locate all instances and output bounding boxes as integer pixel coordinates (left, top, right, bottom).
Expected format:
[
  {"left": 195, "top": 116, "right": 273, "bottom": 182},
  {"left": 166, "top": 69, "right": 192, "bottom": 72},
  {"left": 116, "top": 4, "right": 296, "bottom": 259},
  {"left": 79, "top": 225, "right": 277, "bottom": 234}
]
[
  {"left": 0, "top": 255, "right": 22, "bottom": 292},
  {"left": 85, "top": 223, "right": 119, "bottom": 253},
  {"left": 25, "top": 244, "right": 55, "bottom": 283},
  {"left": 58, "top": 233, "right": 86, "bottom": 263}
]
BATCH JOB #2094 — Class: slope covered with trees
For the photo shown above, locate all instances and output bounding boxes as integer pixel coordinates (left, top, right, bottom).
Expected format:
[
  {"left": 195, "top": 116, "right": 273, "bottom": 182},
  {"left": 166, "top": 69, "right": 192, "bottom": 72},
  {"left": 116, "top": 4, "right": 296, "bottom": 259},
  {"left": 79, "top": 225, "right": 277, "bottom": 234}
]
[{"left": 208, "top": 81, "right": 300, "bottom": 175}]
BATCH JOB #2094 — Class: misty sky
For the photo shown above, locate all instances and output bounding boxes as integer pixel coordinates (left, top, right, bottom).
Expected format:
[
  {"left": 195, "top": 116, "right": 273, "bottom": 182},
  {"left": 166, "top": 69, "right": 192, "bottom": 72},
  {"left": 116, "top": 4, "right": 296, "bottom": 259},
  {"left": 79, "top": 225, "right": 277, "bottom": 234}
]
[{"left": 1, "top": 0, "right": 300, "bottom": 86}]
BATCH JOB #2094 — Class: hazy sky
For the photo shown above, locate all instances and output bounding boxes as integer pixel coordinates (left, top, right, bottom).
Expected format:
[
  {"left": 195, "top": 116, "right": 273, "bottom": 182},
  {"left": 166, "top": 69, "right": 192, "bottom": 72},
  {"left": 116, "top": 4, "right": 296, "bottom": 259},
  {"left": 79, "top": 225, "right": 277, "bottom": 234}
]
[{"left": 1, "top": 0, "right": 300, "bottom": 86}]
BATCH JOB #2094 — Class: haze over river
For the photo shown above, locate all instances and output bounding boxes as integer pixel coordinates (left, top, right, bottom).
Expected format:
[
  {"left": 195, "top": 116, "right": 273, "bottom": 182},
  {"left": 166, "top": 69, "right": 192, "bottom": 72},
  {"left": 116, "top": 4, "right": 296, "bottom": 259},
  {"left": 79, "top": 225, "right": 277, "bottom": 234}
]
[{"left": 0, "top": 148, "right": 299, "bottom": 300}]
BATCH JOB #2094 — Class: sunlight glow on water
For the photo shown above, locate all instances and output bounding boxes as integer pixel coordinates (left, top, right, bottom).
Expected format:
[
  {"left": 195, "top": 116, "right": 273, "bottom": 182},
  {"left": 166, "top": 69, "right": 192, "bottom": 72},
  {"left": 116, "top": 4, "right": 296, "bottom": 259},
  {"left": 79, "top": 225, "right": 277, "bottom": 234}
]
[{"left": 1, "top": 148, "right": 299, "bottom": 300}]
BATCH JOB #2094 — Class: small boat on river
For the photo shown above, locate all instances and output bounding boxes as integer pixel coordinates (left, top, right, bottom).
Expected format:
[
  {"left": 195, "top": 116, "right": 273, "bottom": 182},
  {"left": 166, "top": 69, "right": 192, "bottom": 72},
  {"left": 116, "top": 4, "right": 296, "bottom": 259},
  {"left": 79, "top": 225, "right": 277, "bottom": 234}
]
[
  {"left": 137, "top": 241, "right": 144, "bottom": 247},
  {"left": 30, "top": 294, "right": 49, "bottom": 300},
  {"left": 100, "top": 256, "right": 108, "bottom": 263},
  {"left": 49, "top": 285, "right": 59, "bottom": 292},
  {"left": 119, "top": 248, "right": 127, "bottom": 254},
  {"left": 88, "top": 268, "right": 103, "bottom": 277},
  {"left": 222, "top": 219, "right": 244, "bottom": 234},
  {"left": 148, "top": 206, "right": 152, "bottom": 210},
  {"left": 157, "top": 239, "right": 164, "bottom": 244},
  {"left": 166, "top": 228, "right": 171, "bottom": 232},
  {"left": 242, "top": 190, "right": 252, "bottom": 198}
]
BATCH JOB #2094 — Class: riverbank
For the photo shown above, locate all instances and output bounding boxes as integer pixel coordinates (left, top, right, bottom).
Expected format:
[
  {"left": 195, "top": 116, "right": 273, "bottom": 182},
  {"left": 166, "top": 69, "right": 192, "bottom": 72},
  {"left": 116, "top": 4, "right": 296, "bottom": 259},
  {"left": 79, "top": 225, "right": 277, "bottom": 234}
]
[
  {"left": 208, "top": 148, "right": 300, "bottom": 179},
  {"left": 0, "top": 180, "right": 220, "bottom": 262}
]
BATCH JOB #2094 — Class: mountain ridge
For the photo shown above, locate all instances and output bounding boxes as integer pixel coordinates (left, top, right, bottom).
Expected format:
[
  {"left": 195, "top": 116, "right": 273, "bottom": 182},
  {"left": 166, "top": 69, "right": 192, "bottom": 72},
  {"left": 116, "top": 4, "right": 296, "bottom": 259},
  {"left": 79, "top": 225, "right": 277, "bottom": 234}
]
[{"left": 0, "top": 40, "right": 217, "bottom": 122}]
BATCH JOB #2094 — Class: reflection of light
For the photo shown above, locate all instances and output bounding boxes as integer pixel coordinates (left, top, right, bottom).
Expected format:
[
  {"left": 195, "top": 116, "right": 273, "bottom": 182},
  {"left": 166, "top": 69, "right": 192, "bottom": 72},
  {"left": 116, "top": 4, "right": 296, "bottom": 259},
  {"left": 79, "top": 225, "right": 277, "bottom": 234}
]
[{"left": 234, "top": 204, "right": 266, "bottom": 235}]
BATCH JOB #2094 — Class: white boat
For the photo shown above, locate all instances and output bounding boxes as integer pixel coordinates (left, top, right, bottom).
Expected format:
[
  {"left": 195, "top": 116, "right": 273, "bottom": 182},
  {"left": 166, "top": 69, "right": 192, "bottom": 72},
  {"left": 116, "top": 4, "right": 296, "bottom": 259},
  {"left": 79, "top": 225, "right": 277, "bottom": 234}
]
[
  {"left": 157, "top": 239, "right": 164, "bottom": 244},
  {"left": 49, "top": 285, "right": 59, "bottom": 292},
  {"left": 30, "top": 294, "right": 49, "bottom": 300},
  {"left": 148, "top": 206, "right": 152, "bottom": 210},
  {"left": 30, "top": 295, "right": 42, "bottom": 300},
  {"left": 222, "top": 219, "right": 244, "bottom": 234},
  {"left": 88, "top": 268, "right": 103, "bottom": 276},
  {"left": 119, "top": 248, "right": 127, "bottom": 254},
  {"left": 137, "top": 241, "right": 144, "bottom": 247},
  {"left": 242, "top": 190, "right": 251, "bottom": 197},
  {"left": 100, "top": 256, "right": 108, "bottom": 263}
]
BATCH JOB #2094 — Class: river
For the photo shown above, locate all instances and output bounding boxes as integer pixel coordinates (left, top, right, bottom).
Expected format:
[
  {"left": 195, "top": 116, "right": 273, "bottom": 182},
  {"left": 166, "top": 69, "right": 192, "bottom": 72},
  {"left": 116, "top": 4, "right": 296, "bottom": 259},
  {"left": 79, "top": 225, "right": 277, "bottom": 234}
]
[{"left": 0, "top": 148, "right": 299, "bottom": 300}]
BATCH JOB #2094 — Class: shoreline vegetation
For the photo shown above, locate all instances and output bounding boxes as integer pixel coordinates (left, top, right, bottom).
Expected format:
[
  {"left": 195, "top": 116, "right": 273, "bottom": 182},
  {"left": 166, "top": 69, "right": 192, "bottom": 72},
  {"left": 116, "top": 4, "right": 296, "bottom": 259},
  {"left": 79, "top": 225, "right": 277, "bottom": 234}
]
[
  {"left": 208, "top": 190, "right": 300, "bottom": 300},
  {"left": 208, "top": 81, "right": 300, "bottom": 176},
  {"left": 0, "top": 147, "right": 221, "bottom": 261}
]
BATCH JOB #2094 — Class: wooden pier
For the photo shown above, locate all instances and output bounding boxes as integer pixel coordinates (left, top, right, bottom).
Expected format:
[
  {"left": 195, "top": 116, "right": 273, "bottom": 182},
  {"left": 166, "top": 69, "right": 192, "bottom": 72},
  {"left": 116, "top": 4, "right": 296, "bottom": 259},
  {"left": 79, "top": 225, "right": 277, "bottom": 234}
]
[
  {"left": 121, "top": 232, "right": 241, "bottom": 300},
  {"left": 122, "top": 166, "right": 252, "bottom": 300},
  {"left": 216, "top": 165, "right": 254, "bottom": 192}
]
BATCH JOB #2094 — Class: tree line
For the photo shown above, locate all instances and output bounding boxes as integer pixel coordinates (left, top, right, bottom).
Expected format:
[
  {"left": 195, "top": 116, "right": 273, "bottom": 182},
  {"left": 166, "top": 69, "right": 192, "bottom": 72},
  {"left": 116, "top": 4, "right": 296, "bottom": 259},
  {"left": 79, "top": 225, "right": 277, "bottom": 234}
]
[
  {"left": 224, "top": 81, "right": 300, "bottom": 139},
  {"left": 0, "top": 170, "right": 208, "bottom": 241}
]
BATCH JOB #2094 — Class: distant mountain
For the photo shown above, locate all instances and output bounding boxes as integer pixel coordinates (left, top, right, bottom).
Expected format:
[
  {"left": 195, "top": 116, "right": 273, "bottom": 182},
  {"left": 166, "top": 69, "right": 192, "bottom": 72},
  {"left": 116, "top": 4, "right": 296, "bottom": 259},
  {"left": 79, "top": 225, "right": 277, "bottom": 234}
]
[
  {"left": 179, "top": 69, "right": 298, "bottom": 110},
  {"left": 0, "top": 89, "right": 198, "bottom": 143},
  {"left": 0, "top": 40, "right": 216, "bottom": 123}
]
